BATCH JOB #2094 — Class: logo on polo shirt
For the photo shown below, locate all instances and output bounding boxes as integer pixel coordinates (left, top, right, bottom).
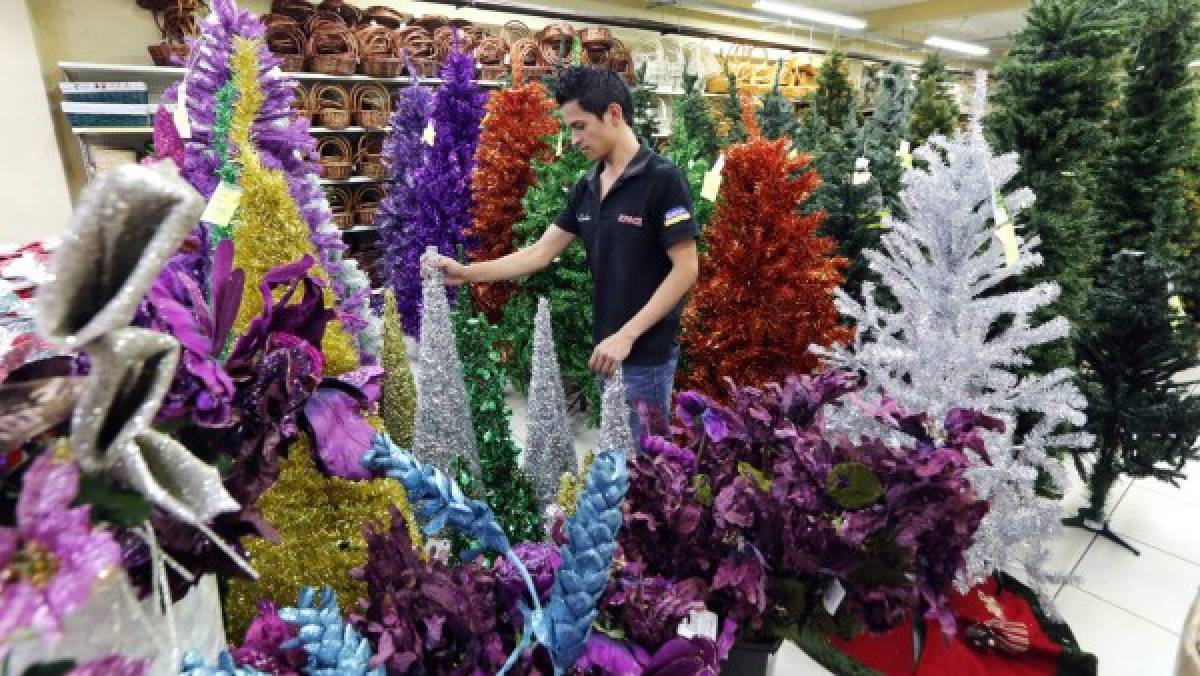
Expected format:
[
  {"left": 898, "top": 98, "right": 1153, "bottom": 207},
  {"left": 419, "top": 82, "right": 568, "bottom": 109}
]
[
  {"left": 577, "top": 212, "right": 591, "bottom": 222},
  {"left": 664, "top": 206, "right": 690, "bottom": 227},
  {"left": 618, "top": 213, "right": 643, "bottom": 226}
]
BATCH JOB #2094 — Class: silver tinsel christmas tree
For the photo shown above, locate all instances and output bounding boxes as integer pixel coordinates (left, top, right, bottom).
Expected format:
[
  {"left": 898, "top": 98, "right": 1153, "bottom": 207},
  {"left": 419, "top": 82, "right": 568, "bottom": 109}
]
[
  {"left": 597, "top": 367, "right": 634, "bottom": 452},
  {"left": 815, "top": 71, "right": 1092, "bottom": 596},
  {"left": 524, "top": 297, "right": 577, "bottom": 507},
  {"left": 412, "top": 247, "right": 478, "bottom": 475}
]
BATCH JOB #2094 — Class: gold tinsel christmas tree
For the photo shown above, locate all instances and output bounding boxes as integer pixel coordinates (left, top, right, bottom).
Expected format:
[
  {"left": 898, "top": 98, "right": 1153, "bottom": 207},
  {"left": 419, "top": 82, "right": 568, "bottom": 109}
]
[
  {"left": 380, "top": 290, "right": 417, "bottom": 447},
  {"left": 224, "top": 434, "right": 422, "bottom": 637}
]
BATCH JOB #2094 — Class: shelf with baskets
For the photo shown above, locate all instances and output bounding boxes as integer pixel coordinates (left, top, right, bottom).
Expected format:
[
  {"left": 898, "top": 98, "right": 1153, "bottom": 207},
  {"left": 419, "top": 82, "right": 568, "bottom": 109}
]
[{"left": 59, "top": 62, "right": 501, "bottom": 88}]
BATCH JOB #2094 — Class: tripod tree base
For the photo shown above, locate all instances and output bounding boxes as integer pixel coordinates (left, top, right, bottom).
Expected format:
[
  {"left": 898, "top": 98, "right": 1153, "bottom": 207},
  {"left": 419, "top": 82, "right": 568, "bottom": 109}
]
[{"left": 1062, "top": 511, "right": 1141, "bottom": 556}]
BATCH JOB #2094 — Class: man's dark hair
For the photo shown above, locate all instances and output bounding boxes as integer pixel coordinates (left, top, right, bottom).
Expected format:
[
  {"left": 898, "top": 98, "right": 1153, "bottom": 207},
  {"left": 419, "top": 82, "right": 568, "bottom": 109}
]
[{"left": 554, "top": 66, "right": 634, "bottom": 125}]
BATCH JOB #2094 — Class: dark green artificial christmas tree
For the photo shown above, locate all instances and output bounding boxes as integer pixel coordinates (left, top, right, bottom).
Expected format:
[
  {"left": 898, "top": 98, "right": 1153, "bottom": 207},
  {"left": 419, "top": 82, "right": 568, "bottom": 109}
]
[
  {"left": 908, "top": 52, "right": 960, "bottom": 148},
  {"left": 864, "top": 62, "right": 915, "bottom": 217},
  {"left": 673, "top": 60, "right": 720, "bottom": 162},
  {"left": 807, "top": 103, "right": 885, "bottom": 298},
  {"left": 631, "top": 61, "right": 660, "bottom": 142},
  {"left": 452, "top": 287, "right": 544, "bottom": 544},
  {"left": 758, "top": 60, "right": 798, "bottom": 141},
  {"left": 1069, "top": 252, "right": 1200, "bottom": 553},
  {"left": 501, "top": 125, "right": 600, "bottom": 422},
  {"left": 814, "top": 49, "right": 855, "bottom": 130},
  {"left": 987, "top": 0, "right": 1125, "bottom": 374},
  {"left": 1094, "top": 0, "right": 1199, "bottom": 266},
  {"left": 720, "top": 70, "right": 749, "bottom": 146}
]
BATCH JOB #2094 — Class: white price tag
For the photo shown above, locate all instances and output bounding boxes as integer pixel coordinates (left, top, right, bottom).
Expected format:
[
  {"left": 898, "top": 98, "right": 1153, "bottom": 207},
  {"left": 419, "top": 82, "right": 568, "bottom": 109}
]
[
  {"left": 996, "top": 223, "right": 1020, "bottom": 267},
  {"left": 422, "top": 120, "right": 436, "bottom": 145},
  {"left": 425, "top": 537, "right": 452, "bottom": 559},
  {"left": 555, "top": 130, "right": 564, "bottom": 156},
  {"left": 677, "top": 609, "right": 719, "bottom": 640},
  {"left": 822, "top": 579, "right": 847, "bottom": 616},
  {"left": 201, "top": 181, "right": 242, "bottom": 227},
  {"left": 896, "top": 140, "right": 912, "bottom": 169},
  {"left": 173, "top": 81, "right": 192, "bottom": 139},
  {"left": 700, "top": 154, "right": 726, "bottom": 201}
]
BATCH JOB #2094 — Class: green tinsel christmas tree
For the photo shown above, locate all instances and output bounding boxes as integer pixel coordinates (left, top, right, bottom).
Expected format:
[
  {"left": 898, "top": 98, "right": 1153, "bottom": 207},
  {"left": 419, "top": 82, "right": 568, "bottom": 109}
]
[
  {"left": 908, "top": 52, "right": 961, "bottom": 149},
  {"left": 987, "top": 0, "right": 1125, "bottom": 375},
  {"left": 452, "top": 287, "right": 545, "bottom": 544},
  {"left": 379, "top": 290, "right": 417, "bottom": 448},
  {"left": 720, "top": 70, "right": 750, "bottom": 146},
  {"left": 1069, "top": 252, "right": 1200, "bottom": 551},
  {"left": 501, "top": 124, "right": 600, "bottom": 423},
  {"left": 814, "top": 49, "right": 855, "bottom": 130},
  {"left": 757, "top": 60, "right": 797, "bottom": 141},
  {"left": 632, "top": 61, "right": 660, "bottom": 142}
]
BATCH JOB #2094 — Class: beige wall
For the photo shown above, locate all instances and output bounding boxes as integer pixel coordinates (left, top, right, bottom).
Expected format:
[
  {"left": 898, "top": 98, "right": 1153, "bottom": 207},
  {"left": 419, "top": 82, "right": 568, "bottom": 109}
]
[
  {"left": 26, "top": 0, "right": 976, "bottom": 208},
  {"left": 1, "top": 0, "right": 72, "bottom": 245}
]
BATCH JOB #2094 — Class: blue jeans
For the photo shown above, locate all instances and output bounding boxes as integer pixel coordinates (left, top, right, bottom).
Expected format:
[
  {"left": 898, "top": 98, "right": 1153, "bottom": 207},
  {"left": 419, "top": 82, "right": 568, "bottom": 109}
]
[{"left": 600, "top": 346, "right": 680, "bottom": 450}]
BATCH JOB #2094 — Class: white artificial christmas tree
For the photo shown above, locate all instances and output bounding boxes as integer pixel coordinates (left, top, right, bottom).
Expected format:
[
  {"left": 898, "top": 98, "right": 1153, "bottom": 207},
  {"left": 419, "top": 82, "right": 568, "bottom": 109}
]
[{"left": 815, "top": 71, "right": 1092, "bottom": 596}]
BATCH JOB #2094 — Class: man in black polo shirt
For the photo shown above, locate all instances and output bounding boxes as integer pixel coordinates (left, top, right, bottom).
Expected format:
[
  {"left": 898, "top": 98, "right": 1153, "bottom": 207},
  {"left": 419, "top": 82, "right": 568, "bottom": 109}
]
[{"left": 429, "top": 66, "right": 699, "bottom": 443}]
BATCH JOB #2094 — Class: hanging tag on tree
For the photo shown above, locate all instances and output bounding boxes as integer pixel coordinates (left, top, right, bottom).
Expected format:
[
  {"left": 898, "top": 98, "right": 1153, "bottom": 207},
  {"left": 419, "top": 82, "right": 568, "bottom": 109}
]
[
  {"left": 822, "top": 579, "right": 847, "bottom": 616},
  {"left": 555, "top": 130, "right": 564, "bottom": 156},
  {"left": 1169, "top": 295, "right": 1186, "bottom": 315},
  {"left": 173, "top": 81, "right": 192, "bottom": 139},
  {"left": 677, "top": 609, "right": 718, "bottom": 641},
  {"left": 701, "top": 154, "right": 726, "bottom": 201},
  {"left": 996, "top": 223, "right": 1020, "bottom": 268},
  {"left": 991, "top": 188, "right": 1010, "bottom": 226},
  {"left": 869, "top": 209, "right": 890, "bottom": 229},
  {"left": 851, "top": 157, "right": 871, "bottom": 186},
  {"left": 422, "top": 120, "right": 436, "bottom": 145},
  {"left": 201, "top": 181, "right": 242, "bottom": 227},
  {"left": 896, "top": 139, "right": 912, "bottom": 169}
]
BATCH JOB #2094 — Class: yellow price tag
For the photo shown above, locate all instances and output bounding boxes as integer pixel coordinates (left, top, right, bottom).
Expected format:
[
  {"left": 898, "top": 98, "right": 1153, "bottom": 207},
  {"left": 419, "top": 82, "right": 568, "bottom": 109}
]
[
  {"left": 700, "top": 154, "right": 725, "bottom": 202},
  {"left": 201, "top": 181, "right": 242, "bottom": 227},
  {"left": 555, "top": 130, "right": 564, "bottom": 156},
  {"left": 869, "top": 210, "right": 890, "bottom": 229},
  {"left": 173, "top": 81, "right": 192, "bottom": 139},
  {"left": 992, "top": 189, "right": 1010, "bottom": 225},
  {"left": 422, "top": 120, "right": 436, "bottom": 145},
  {"left": 1169, "top": 295, "right": 1186, "bottom": 315},
  {"left": 996, "top": 223, "right": 1019, "bottom": 267},
  {"left": 897, "top": 140, "right": 912, "bottom": 169}
]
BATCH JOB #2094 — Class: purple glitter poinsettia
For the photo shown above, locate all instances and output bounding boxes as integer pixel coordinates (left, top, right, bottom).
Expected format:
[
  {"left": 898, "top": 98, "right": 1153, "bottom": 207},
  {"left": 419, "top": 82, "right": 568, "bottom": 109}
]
[
  {"left": 0, "top": 453, "right": 122, "bottom": 654},
  {"left": 230, "top": 599, "right": 305, "bottom": 674},
  {"left": 575, "top": 617, "right": 737, "bottom": 676},
  {"left": 137, "top": 238, "right": 242, "bottom": 427},
  {"left": 377, "top": 77, "right": 434, "bottom": 336}
]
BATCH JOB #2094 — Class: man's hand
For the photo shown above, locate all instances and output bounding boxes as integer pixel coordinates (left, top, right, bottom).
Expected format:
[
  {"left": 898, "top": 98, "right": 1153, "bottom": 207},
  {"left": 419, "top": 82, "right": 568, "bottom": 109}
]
[
  {"left": 589, "top": 331, "right": 635, "bottom": 378},
  {"left": 424, "top": 255, "right": 472, "bottom": 286}
]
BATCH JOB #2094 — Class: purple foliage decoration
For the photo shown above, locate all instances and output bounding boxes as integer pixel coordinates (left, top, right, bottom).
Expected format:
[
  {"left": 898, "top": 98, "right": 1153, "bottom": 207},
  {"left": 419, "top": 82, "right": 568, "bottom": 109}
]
[
  {"left": 376, "top": 78, "right": 434, "bottom": 336},
  {"left": 392, "top": 40, "right": 487, "bottom": 335}
]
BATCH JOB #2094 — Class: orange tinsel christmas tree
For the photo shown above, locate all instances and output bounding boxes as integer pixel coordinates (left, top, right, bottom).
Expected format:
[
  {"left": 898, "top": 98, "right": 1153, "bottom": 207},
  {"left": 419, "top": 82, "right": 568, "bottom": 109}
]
[
  {"left": 680, "top": 137, "right": 853, "bottom": 400},
  {"left": 468, "top": 82, "right": 558, "bottom": 321}
]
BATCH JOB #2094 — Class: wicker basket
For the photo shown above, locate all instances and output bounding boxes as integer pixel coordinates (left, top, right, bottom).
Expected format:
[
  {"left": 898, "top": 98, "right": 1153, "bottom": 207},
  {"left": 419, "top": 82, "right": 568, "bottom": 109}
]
[
  {"left": 148, "top": 42, "right": 189, "bottom": 66},
  {"left": 313, "top": 83, "right": 351, "bottom": 128},
  {"left": 354, "top": 184, "right": 384, "bottom": 225},
  {"left": 308, "top": 25, "right": 357, "bottom": 75},
  {"left": 356, "top": 24, "right": 402, "bottom": 77},
  {"left": 362, "top": 5, "right": 407, "bottom": 29},
  {"left": 393, "top": 26, "right": 435, "bottom": 77},
  {"left": 265, "top": 20, "right": 307, "bottom": 72},
  {"left": 317, "top": 0, "right": 361, "bottom": 27},
  {"left": 357, "top": 133, "right": 387, "bottom": 178},
  {"left": 326, "top": 185, "right": 355, "bottom": 229},
  {"left": 511, "top": 37, "right": 547, "bottom": 85},
  {"left": 291, "top": 83, "right": 312, "bottom": 122},
  {"left": 352, "top": 83, "right": 390, "bottom": 129},
  {"left": 271, "top": 0, "right": 315, "bottom": 25},
  {"left": 317, "top": 136, "right": 354, "bottom": 180},
  {"left": 538, "top": 23, "right": 575, "bottom": 69}
]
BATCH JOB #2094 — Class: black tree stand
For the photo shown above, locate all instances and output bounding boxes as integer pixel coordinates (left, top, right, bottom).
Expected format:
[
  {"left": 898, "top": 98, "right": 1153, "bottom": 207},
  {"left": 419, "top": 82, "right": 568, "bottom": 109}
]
[{"left": 1062, "top": 510, "right": 1140, "bottom": 556}]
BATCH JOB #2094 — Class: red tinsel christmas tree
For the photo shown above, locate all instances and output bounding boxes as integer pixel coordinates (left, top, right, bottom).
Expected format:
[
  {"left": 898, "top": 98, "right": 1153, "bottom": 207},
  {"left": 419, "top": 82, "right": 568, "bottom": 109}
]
[
  {"left": 468, "top": 82, "right": 558, "bottom": 321},
  {"left": 680, "top": 137, "right": 852, "bottom": 399}
]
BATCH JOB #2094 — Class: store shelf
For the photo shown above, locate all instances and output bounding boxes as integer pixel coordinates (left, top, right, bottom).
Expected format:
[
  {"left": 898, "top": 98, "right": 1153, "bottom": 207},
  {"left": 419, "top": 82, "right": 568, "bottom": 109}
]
[
  {"left": 309, "top": 126, "right": 390, "bottom": 133},
  {"left": 59, "top": 62, "right": 502, "bottom": 88},
  {"left": 70, "top": 126, "right": 153, "bottom": 136},
  {"left": 319, "top": 176, "right": 389, "bottom": 186}
]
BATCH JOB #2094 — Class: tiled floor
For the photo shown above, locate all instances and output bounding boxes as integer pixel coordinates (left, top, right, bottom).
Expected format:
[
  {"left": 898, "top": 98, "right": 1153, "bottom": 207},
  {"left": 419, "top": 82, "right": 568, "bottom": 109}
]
[{"left": 502, "top": 387, "right": 1200, "bottom": 675}]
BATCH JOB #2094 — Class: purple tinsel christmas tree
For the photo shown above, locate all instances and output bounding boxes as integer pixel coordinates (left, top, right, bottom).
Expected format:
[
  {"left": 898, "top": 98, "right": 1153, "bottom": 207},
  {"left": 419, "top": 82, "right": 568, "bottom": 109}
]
[
  {"left": 158, "top": 0, "right": 380, "bottom": 359},
  {"left": 376, "top": 75, "right": 434, "bottom": 336},
  {"left": 394, "top": 39, "right": 487, "bottom": 336}
]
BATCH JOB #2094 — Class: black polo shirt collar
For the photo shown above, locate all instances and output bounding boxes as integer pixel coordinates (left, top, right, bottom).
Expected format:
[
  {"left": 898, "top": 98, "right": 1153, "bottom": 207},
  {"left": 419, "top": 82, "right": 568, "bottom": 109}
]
[{"left": 587, "top": 139, "right": 654, "bottom": 201}]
